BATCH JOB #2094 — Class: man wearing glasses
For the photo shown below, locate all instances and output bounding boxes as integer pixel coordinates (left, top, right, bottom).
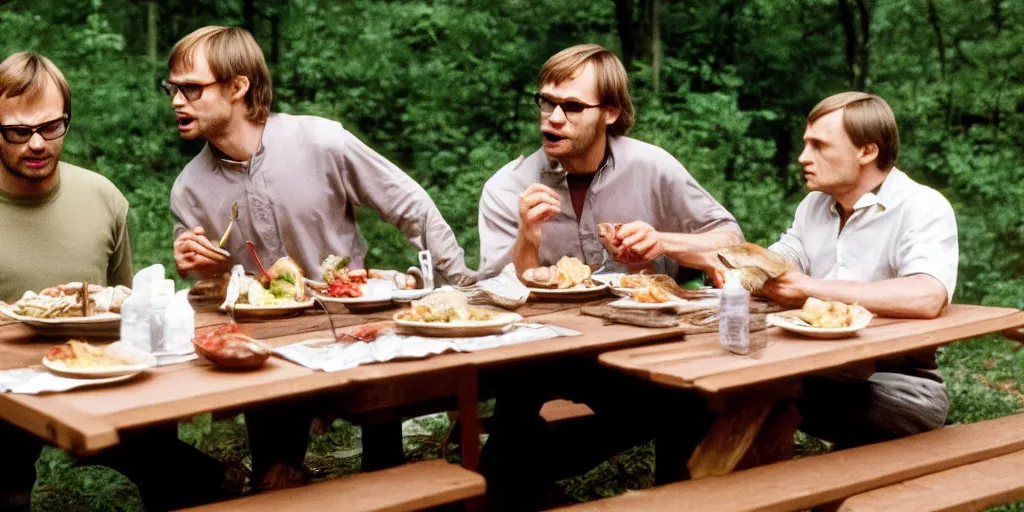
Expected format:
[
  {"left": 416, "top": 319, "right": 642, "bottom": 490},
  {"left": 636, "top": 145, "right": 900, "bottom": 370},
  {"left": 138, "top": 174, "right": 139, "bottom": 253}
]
[
  {"left": 478, "top": 44, "right": 742, "bottom": 280},
  {"left": 475, "top": 44, "right": 743, "bottom": 509},
  {"left": 164, "top": 26, "right": 475, "bottom": 490},
  {"left": 0, "top": 52, "right": 233, "bottom": 511}
]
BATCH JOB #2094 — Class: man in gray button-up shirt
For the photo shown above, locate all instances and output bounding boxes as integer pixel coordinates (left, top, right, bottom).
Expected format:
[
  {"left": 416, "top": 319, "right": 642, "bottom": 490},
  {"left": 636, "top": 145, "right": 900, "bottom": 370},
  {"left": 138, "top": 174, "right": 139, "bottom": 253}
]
[
  {"left": 478, "top": 45, "right": 742, "bottom": 281},
  {"left": 167, "top": 27, "right": 473, "bottom": 286},
  {"left": 477, "top": 44, "right": 742, "bottom": 511}
]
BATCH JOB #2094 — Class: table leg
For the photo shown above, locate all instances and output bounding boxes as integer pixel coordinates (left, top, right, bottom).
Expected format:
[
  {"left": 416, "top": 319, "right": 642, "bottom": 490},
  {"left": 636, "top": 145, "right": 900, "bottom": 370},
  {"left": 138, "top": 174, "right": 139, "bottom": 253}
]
[
  {"left": 458, "top": 367, "right": 481, "bottom": 471},
  {"left": 687, "top": 397, "right": 775, "bottom": 479}
]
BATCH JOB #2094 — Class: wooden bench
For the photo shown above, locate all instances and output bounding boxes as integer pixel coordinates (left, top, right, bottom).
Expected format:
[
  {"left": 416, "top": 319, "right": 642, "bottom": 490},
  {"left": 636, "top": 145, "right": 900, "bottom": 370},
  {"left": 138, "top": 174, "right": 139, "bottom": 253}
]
[
  {"left": 540, "top": 399, "right": 596, "bottom": 427},
  {"left": 553, "top": 413, "right": 1024, "bottom": 511},
  {"left": 179, "top": 459, "right": 485, "bottom": 512},
  {"left": 838, "top": 449, "right": 1024, "bottom": 512}
]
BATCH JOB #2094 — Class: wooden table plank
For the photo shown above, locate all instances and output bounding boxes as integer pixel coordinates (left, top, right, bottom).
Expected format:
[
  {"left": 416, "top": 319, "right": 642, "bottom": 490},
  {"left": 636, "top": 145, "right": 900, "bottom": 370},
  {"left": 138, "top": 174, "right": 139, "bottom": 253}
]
[{"left": 599, "top": 305, "right": 1024, "bottom": 393}]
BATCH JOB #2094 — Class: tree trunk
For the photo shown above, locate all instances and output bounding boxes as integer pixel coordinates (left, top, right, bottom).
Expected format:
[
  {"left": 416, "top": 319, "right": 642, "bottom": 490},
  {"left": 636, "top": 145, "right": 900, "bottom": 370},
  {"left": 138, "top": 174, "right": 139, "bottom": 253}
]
[
  {"left": 614, "top": 0, "right": 636, "bottom": 69},
  {"left": 147, "top": 1, "right": 158, "bottom": 61},
  {"left": 854, "top": 0, "right": 870, "bottom": 89},
  {"left": 270, "top": 13, "right": 281, "bottom": 64},
  {"left": 925, "top": 0, "right": 946, "bottom": 79},
  {"left": 651, "top": 0, "right": 662, "bottom": 93},
  {"left": 837, "top": 0, "right": 858, "bottom": 87},
  {"left": 991, "top": 0, "right": 1002, "bottom": 34},
  {"left": 243, "top": 0, "right": 256, "bottom": 35}
]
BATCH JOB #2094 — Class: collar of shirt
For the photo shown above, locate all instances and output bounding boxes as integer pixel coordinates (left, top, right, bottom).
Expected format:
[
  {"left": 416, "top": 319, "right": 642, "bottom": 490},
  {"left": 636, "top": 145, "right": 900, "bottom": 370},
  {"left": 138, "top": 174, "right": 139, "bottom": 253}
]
[
  {"left": 542, "top": 135, "right": 619, "bottom": 179},
  {"left": 209, "top": 130, "right": 269, "bottom": 174},
  {"left": 827, "top": 168, "right": 912, "bottom": 217}
]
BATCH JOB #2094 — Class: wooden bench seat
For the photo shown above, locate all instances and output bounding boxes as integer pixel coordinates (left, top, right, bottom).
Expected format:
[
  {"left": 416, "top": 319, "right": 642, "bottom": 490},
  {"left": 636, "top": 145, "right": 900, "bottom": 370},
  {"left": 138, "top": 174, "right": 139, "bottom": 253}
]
[
  {"left": 540, "top": 400, "right": 596, "bottom": 425},
  {"left": 838, "top": 449, "right": 1024, "bottom": 512},
  {"left": 179, "top": 459, "right": 485, "bottom": 512},
  {"left": 554, "top": 413, "right": 1024, "bottom": 512}
]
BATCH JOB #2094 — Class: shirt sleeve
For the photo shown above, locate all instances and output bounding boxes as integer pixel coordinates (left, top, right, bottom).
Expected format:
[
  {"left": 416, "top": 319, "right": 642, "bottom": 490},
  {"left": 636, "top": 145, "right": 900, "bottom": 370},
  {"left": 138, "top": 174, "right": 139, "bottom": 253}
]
[
  {"left": 335, "top": 130, "right": 476, "bottom": 286},
  {"left": 894, "top": 192, "right": 958, "bottom": 303},
  {"left": 769, "top": 196, "right": 812, "bottom": 274},
  {"left": 477, "top": 182, "right": 520, "bottom": 279},
  {"left": 108, "top": 201, "right": 134, "bottom": 287}
]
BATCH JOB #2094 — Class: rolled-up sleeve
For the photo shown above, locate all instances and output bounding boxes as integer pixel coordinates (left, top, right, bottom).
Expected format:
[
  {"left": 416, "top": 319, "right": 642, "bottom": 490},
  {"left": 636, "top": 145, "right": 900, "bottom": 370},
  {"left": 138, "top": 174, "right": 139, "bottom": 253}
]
[
  {"left": 477, "top": 182, "right": 520, "bottom": 279},
  {"left": 895, "top": 192, "right": 958, "bottom": 303},
  {"left": 769, "top": 197, "right": 811, "bottom": 274},
  {"left": 335, "top": 130, "right": 475, "bottom": 285}
]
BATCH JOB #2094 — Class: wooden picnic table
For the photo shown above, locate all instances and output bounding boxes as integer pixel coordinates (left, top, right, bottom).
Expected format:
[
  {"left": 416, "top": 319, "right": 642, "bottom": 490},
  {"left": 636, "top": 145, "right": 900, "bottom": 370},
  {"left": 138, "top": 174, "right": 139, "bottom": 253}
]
[
  {"left": 598, "top": 304, "right": 1024, "bottom": 480},
  {"left": 0, "top": 297, "right": 698, "bottom": 471}
]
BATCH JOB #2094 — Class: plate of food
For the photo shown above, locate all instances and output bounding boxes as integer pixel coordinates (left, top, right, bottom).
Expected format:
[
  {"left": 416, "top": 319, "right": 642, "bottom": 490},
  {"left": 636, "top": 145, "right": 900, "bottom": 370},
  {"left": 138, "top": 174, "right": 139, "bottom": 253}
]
[
  {"left": 42, "top": 340, "right": 157, "bottom": 378},
  {"left": 0, "top": 283, "right": 131, "bottom": 338},
  {"left": 224, "top": 257, "right": 315, "bottom": 320},
  {"left": 521, "top": 257, "right": 610, "bottom": 300},
  {"left": 767, "top": 298, "right": 874, "bottom": 339},
  {"left": 393, "top": 291, "right": 522, "bottom": 337},
  {"left": 192, "top": 323, "right": 273, "bottom": 369}
]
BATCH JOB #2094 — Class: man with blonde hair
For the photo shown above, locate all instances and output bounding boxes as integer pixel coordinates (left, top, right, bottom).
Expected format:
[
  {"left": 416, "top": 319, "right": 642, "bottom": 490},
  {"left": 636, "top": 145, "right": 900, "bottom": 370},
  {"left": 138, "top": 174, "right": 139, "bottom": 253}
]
[
  {"left": 763, "top": 92, "right": 958, "bottom": 446},
  {"left": 477, "top": 44, "right": 738, "bottom": 509},
  {"left": 165, "top": 26, "right": 475, "bottom": 489},
  {"left": 478, "top": 43, "right": 742, "bottom": 279},
  {"left": 0, "top": 52, "right": 228, "bottom": 511}
]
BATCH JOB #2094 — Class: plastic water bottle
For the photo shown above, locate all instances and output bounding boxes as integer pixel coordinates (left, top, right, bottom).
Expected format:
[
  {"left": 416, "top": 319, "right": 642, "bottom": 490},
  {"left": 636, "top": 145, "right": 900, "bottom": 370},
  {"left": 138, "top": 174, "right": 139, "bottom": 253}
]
[
  {"left": 147, "top": 280, "right": 176, "bottom": 353},
  {"left": 719, "top": 279, "right": 751, "bottom": 355}
]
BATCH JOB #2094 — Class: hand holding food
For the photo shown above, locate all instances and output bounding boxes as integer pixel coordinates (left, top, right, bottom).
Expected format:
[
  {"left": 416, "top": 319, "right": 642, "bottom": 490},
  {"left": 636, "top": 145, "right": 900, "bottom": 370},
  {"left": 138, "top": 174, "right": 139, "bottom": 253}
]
[
  {"left": 615, "top": 221, "right": 665, "bottom": 263},
  {"left": 715, "top": 243, "right": 794, "bottom": 292},
  {"left": 759, "top": 270, "right": 814, "bottom": 307},
  {"left": 521, "top": 256, "right": 595, "bottom": 289},
  {"left": 518, "top": 183, "right": 561, "bottom": 245},
  {"left": 174, "top": 226, "right": 230, "bottom": 278}
]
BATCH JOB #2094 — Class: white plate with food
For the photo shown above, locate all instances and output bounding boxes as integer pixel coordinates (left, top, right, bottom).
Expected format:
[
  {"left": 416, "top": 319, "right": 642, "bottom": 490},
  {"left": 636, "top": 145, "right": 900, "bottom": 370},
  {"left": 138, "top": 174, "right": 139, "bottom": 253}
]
[
  {"left": 392, "top": 290, "right": 523, "bottom": 337},
  {"left": 42, "top": 340, "right": 157, "bottom": 378},
  {"left": 527, "top": 283, "right": 610, "bottom": 301},
  {"left": 227, "top": 301, "right": 315, "bottom": 320},
  {"left": 767, "top": 298, "right": 873, "bottom": 339},
  {"left": 607, "top": 297, "right": 689, "bottom": 310}
]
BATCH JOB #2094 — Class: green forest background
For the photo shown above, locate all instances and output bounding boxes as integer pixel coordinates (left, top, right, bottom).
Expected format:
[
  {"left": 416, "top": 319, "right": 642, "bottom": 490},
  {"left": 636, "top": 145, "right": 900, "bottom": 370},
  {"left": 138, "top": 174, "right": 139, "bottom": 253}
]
[{"left": 2, "top": 0, "right": 1023, "bottom": 510}]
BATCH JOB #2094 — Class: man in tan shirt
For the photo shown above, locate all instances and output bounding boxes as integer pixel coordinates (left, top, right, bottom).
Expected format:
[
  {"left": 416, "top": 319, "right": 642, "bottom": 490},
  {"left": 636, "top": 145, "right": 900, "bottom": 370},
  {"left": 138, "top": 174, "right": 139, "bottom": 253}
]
[{"left": 0, "top": 52, "right": 226, "bottom": 511}]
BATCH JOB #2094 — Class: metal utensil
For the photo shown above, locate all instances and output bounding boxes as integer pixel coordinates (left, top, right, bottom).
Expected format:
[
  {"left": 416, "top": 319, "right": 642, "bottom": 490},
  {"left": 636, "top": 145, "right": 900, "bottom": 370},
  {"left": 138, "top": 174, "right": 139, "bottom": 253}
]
[
  {"left": 218, "top": 201, "right": 239, "bottom": 248},
  {"left": 313, "top": 297, "right": 339, "bottom": 341}
]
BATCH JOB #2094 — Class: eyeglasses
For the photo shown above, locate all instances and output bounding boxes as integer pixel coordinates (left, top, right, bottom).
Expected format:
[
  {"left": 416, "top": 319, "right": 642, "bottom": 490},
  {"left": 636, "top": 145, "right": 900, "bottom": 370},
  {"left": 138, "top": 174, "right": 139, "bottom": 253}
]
[
  {"left": 0, "top": 114, "right": 69, "bottom": 144},
  {"left": 161, "top": 79, "right": 222, "bottom": 102},
  {"left": 533, "top": 93, "right": 603, "bottom": 120}
]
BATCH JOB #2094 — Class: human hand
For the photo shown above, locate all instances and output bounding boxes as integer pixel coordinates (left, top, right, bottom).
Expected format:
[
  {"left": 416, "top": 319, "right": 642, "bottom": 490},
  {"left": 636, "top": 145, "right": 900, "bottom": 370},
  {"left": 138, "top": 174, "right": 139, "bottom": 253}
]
[
  {"left": 615, "top": 221, "right": 665, "bottom": 263},
  {"left": 759, "top": 271, "right": 815, "bottom": 307},
  {"left": 518, "top": 183, "right": 561, "bottom": 246},
  {"left": 173, "top": 226, "right": 231, "bottom": 278}
]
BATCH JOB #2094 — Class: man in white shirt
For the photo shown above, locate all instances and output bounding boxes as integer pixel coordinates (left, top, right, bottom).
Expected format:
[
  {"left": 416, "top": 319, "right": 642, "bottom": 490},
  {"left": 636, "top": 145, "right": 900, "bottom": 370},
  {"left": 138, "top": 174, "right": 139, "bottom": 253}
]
[{"left": 763, "top": 92, "right": 957, "bottom": 446}]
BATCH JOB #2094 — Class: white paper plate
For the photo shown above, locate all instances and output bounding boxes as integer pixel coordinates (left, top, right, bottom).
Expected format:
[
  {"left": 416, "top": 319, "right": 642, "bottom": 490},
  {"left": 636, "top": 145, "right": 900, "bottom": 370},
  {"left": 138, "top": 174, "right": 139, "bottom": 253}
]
[
  {"left": 393, "top": 311, "right": 523, "bottom": 337},
  {"left": 0, "top": 306, "right": 121, "bottom": 338},
  {"left": 767, "top": 310, "right": 873, "bottom": 339},
  {"left": 528, "top": 283, "right": 610, "bottom": 301},
  {"left": 392, "top": 288, "right": 433, "bottom": 302},
  {"left": 226, "top": 301, "right": 314, "bottom": 320},
  {"left": 607, "top": 297, "right": 689, "bottom": 310},
  {"left": 42, "top": 341, "right": 158, "bottom": 378}
]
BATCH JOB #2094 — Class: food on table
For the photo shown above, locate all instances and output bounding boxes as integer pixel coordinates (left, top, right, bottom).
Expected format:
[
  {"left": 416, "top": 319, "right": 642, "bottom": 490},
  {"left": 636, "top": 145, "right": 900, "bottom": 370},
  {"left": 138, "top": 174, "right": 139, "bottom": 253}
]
[
  {"left": 796, "top": 297, "right": 871, "bottom": 328},
  {"left": 521, "top": 256, "right": 596, "bottom": 289},
  {"left": 11, "top": 283, "right": 131, "bottom": 318},
  {"left": 192, "top": 323, "right": 272, "bottom": 368},
  {"left": 317, "top": 254, "right": 423, "bottom": 298},
  {"left": 395, "top": 291, "right": 498, "bottom": 323},
  {"left": 44, "top": 340, "right": 131, "bottom": 368},
  {"left": 619, "top": 273, "right": 715, "bottom": 302},
  {"left": 714, "top": 243, "right": 793, "bottom": 291},
  {"left": 188, "top": 273, "right": 230, "bottom": 310},
  {"left": 235, "top": 257, "right": 308, "bottom": 306}
]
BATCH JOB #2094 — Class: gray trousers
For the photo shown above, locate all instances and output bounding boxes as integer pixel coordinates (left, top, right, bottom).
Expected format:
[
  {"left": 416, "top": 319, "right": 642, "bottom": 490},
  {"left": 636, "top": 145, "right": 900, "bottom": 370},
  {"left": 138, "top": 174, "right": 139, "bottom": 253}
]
[{"left": 799, "top": 371, "right": 949, "bottom": 448}]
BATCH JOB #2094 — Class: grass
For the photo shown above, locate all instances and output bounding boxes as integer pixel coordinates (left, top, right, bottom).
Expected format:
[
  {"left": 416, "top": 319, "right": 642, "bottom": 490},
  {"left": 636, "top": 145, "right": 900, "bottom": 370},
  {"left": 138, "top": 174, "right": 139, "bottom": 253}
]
[{"left": 28, "top": 335, "right": 1024, "bottom": 511}]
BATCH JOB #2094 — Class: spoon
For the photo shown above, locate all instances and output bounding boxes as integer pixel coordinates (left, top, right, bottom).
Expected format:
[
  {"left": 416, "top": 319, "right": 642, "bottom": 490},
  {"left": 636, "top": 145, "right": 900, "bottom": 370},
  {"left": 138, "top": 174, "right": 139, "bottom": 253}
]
[{"left": 218, "top": 201, "right": 239, "bottom": 248}]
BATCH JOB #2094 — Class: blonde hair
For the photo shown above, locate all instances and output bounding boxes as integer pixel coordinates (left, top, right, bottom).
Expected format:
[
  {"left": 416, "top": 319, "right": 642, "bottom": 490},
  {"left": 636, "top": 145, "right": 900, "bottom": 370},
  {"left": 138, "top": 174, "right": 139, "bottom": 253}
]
[
  {"left": 808, "top": 92, "right": 899, "bottom": 170},
  {"left": 0, "top": 52, "right": 72, "bottom": 120},
  {"left": 169, "top": 26, "right": 272, "bottom": 124},
  {"left": 538, "top": 44, "right": 634, "bottom": 136}
]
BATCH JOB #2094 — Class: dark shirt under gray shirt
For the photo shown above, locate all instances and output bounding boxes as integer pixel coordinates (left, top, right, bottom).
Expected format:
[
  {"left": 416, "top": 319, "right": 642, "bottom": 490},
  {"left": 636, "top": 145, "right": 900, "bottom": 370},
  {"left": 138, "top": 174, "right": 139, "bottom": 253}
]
[
  {"left": 170, "top": 113, "right": 474, "bottom": 285},
  {"left": 477, "top": 135, "right": 742, "bottom": 278}
]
